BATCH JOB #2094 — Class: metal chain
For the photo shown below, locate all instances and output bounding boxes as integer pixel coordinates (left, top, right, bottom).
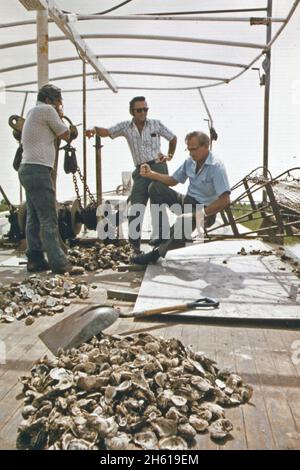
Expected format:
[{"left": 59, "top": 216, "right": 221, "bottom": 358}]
[
  {"left": 72, "top": 174, "right": 83, "bottom": 209},
  {"left": 76, "top": 166, "right": 97, "bottom": 205}
]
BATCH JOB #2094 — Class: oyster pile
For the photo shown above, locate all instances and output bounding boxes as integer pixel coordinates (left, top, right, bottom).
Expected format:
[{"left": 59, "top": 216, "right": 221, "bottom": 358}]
[
  {"left": 68, "top": 242, "right": 135, "bottom": 271},
  {"left": 0, "top": 274, "right": 91, "bottom": 325},
  {"left": 17, "top": 333, "right": 253, "bottom": 450}
]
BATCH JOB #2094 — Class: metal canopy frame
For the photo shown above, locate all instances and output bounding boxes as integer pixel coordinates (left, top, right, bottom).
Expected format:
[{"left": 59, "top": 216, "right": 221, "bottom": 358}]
[
  {"left": 1, "top": 0, "right": 299, "bottom": 92},
  {"left": 0, "top": 54, "right": 249, "bottom": 75},
  {"left": 16, "top": 0, "right": 118, "bottom": 92}
]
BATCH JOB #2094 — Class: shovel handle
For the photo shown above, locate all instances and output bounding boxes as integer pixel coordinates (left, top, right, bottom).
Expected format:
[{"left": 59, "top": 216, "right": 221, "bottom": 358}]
[
  {"left": 133, "top": 297, "right": 219, "bottom": 318},
  {"left": 133, "top": 303, "right": 188, "bottom": 318}
]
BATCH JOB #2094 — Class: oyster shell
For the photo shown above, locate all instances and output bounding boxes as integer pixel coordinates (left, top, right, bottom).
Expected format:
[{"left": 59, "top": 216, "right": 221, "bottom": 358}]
[
  {"left": 159, "top": 436, "right": 188, "bottom": 450},
  {"left": 17, "top": 332, "right": 253, "bottom": 450},
  {"left": 134, "top": 431, "right": 158, "bottom": 450},
  {"left": 151, "top": 418, "right": 177, "bottom": 437},
  {"left": 210, "top": 419, "right": 233, "bottom": 440}
]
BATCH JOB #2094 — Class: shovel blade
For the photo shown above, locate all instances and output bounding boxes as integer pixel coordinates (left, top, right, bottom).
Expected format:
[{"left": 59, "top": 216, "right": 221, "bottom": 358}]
[{"left": 39, "top": 304, "right": 119, "bottom": 355}]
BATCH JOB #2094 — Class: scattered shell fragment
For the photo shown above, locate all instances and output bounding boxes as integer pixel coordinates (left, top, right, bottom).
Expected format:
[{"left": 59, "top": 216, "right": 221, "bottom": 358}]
[
  {"left": 25, "top": 315, "right": 35, "bottom": 326},
  {"left": 0, "top": 274, "right": 91, "bottom": 325}
]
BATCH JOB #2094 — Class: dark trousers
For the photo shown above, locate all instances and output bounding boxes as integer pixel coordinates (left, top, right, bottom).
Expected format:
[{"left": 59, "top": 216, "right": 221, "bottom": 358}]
[
  {"left": 128, "top": 161, "right": 168, "bottom": 250},
  {"left": 18, "top": 164, "right": 70, "bottom": 271},
  {"left": 148, "top": 181, "right": 216, "bottom": 258}
]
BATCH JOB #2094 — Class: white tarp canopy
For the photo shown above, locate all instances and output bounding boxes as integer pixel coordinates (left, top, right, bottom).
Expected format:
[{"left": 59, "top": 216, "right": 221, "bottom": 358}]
[{"left": 0, "top": 0, "right": 300, "bottom": 203}]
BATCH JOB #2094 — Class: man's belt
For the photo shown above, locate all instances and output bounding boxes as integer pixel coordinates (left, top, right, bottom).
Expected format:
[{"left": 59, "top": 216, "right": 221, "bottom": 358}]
[{"left": 136, "top": 159, "right": 160, "bottom": 168}]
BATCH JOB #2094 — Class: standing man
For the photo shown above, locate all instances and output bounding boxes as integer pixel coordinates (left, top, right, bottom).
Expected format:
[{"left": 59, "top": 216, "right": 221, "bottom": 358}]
[
  {"left": 86, "top": 96, "right": 177, "bottom": 251},
  {"left": 19, "top": 84, "right": 77, "bottom": 274},
  {"left": 133, "top": 131, "right": 231, "bottom": 264}
]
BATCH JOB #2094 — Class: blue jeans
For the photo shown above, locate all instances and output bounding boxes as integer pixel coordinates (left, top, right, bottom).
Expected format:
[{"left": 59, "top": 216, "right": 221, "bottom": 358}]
[{"left": 18, "top": 163, "right": 70, "bottom": 271}]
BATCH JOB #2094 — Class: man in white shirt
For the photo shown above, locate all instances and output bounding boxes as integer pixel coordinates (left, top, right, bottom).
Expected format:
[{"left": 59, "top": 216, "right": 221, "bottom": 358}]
[
  {"left": 86, "top": 96, "right": 177, "bottom": 251},
  {"left": 19, "top": 84, "right": 77, "bottom": 274}
]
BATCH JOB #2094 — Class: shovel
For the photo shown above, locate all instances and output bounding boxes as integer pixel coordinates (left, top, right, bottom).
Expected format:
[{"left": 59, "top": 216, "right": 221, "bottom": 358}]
[
  {"left": 39, "top": 304, "right": 119, "bottom": 355},
  {"left": 120, "top": 297, "right": 219, "bottom": 318}
]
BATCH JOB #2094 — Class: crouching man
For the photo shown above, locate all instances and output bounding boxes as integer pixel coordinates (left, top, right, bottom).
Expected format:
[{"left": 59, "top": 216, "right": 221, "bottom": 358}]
[{"left": 133, "top": 131, "right": 231, "bottom": 264}]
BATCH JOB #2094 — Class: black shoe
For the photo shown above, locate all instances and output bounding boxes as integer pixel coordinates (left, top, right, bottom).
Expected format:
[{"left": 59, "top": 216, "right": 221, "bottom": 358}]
[
  {"left": 27, "top": 259, "right": 50, "bottom": 272},
  {"left": 133, "top": 248, "right": 160, "bottom": 265},
  {"left": 148, "top": 238, "right": 162, "bottom": 247}
]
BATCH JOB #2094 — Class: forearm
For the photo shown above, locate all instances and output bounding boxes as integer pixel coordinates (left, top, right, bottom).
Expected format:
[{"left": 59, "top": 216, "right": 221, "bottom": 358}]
[
  {"left": 205, "top": 193, "right": 230, "bottom": 216},
  {"left": 94, "top": 127, "right": 110, "bottom": 138},
  {"left": 168, "top": 136, "right": 177, "bottom": 157},
  {"left": 58, "top": 130, "right": 71, "bottom": 142},
  {"left": 147, "top": 172, "right": 178, "bottom": 187}
]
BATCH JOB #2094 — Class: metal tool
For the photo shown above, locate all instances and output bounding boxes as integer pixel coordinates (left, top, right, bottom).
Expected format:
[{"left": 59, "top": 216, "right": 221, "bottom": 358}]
[
  {"left": 120, "top": 297, "right": 219, "bottom": 318},
  {"left": 39, "top": 304, "right": 119, "bottom": 354}
]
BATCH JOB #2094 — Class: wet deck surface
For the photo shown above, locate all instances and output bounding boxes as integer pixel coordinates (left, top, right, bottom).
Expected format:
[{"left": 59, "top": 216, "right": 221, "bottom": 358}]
[{"left": 0, "top": 242, "right": 300, "bottom": 450}]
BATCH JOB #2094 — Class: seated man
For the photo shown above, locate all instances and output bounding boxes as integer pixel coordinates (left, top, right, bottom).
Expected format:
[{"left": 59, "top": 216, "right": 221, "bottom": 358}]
[{"left": 133, "top": 131, "right": 231, "bottom": 264}]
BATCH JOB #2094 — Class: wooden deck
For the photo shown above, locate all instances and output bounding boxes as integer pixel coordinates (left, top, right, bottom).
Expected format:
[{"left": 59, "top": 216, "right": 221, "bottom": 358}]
[{"left": 0, "top": 242, "right": 300, "bottom": 450}]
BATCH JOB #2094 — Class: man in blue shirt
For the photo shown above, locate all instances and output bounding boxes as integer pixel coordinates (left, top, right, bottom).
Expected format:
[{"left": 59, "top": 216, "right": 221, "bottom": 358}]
[{"left": 133, "top": 131, "right": 231, "bottom": 264}]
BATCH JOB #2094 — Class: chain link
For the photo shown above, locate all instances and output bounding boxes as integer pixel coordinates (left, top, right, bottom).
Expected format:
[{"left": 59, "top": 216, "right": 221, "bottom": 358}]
[
  {"left": 76, "top": 166, "right": 97, "bottom": 205},
  {"left": 72, "top": 174, "right": 82, "bottom": 209}
]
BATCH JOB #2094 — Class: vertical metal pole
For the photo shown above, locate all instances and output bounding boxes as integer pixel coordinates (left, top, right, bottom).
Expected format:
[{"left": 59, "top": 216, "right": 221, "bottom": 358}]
[
  {"left": 36, "top": 10, "right": 49, "bottom": 89},
  {"left": 95, "top": 136, "right": 102, "bottom": 207},
  {"left": 19, "top": 92, "right": 29, "bottom": 204},
  {"left": 263, "top": 0, "right": 272, "bottom": 179},
  {"left": 198, "top": 88, "right": 214, "bottom": 150},
  {"left": 83, "top": 60, "right": 87, "bottom": 209}
]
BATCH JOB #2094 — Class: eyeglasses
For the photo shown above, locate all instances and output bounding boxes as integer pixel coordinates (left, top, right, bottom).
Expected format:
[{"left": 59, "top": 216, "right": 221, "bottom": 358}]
[
  {"left": 186, "top": 146, "right": 201, "bottom": 152},
  {"left": 133, "top": 107, "right": 149, "bottom": 113}
]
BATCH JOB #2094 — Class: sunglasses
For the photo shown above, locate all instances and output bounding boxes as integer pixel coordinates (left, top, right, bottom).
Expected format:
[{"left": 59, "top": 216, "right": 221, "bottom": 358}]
[
  {"left": 186, "top": 146, "right": 201, "bottom": 152},
  {"left": 133, "top": 107, "right": 149, "bottom": 113}
]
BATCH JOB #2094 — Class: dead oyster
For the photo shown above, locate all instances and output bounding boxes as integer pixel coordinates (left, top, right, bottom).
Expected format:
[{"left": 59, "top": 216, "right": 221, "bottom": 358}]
[
  {"left": 151, "top": 418, "right": 177, "bottom": 438},
  {"left": 159, "top": 436, "right": 188, "bottom": 450},
  {"left": 154, "top": 372, "right": 167, "bottom": 388},
  {"left": 105, "top": 385, "right": 117, "bottom": 403},
  {"left": 77, "top": 375, "right": 109, "bottom": 391},
  {"left": 178, "top": 423, "right": 197, "bottom": 439},
  {"left": 134, "top": 431, "right": 158, "bottom": 450},
  {"left": 25, "top": 315, "right": 35, "bottom": 326},
  {"left": 189, "top": 415, "right": 209, "bottom": 432},
  {"left": 17, "top": 331, "right": 253, "bottom": 450},
  {"left": 67, "top": 438, "right": 95, "bottom": 450},
  {"left": 239, "top": 385, "right": 253, "bottom": 403},
  {"left": 210, "top": 419, "right": 233, "bottom": 440},
  {"left": 200, "top": 403, "right": 225, "bottom": 420},
  {"left": 226, "top": 373, "right": 243, "bottom": 389},
  {"left": 165, "top": 407, "right": 184, "bottom": 422},
  {"left": 105, "top": 433, "right": 131, "bottom": 450},
  {"left": 115, "top": 380, "right": 132, "bottom": 392},
  {"left": 171, "top": 395, "right": 187, "bottom": 407},
  {"left": 49, "top": 368, "right": 72, "bottom": 382}
]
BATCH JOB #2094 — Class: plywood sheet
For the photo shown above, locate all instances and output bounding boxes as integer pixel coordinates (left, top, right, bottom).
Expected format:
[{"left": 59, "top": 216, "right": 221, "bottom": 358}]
[{"left": 134, "top": 240, "right": 300, "bottom": 320}]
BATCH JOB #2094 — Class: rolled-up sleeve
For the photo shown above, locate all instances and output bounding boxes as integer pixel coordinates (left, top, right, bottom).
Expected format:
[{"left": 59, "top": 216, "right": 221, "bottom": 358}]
[
  {"left": 157, "top": 120, "right": 176, "bottom": 141},
  {"left": 46, "top": 107, "right": 68, "bottom": 136},
  {"left": 108, "top": 121, "right": 127, "bottom": 139},
  {"left": 213, "top": 163, "right": 231, "bottom": 196},
  {"left": 172, "top": 161, "right": 188, "bottom": 184}
]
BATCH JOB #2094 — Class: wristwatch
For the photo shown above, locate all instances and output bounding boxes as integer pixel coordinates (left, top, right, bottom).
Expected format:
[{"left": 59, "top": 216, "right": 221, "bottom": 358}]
[{"left": 168, "top": 153, "right": 173, "bottom": 159}]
